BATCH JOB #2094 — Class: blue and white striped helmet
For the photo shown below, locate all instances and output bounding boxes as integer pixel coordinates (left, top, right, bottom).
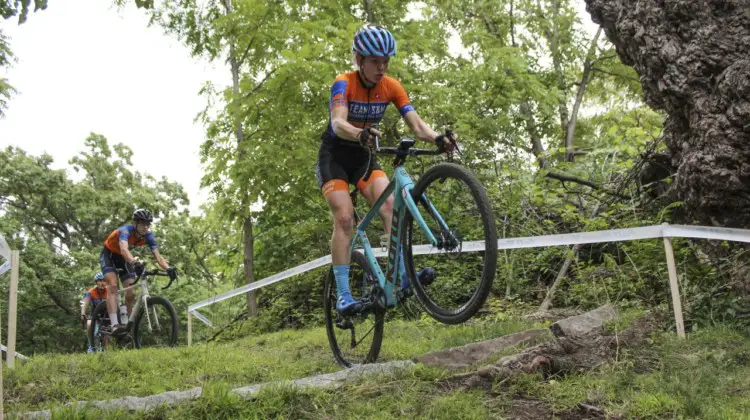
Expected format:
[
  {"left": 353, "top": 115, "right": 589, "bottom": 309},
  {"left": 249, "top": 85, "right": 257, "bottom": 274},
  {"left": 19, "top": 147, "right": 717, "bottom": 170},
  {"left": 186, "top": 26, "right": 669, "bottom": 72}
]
[
  {"left": 94, "top": 272, "right": 105, "bottom": 282},
  {"left": 352, "top": 25, "right": 396, "bottom": 57}
]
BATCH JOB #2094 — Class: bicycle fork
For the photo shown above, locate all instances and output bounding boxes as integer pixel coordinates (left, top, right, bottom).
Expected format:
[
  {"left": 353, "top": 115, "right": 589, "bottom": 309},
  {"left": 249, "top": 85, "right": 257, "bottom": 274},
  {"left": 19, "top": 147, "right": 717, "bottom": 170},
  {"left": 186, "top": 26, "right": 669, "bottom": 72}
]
[{"left": 138, "top": 284, "right": 161, "bottom": 333}]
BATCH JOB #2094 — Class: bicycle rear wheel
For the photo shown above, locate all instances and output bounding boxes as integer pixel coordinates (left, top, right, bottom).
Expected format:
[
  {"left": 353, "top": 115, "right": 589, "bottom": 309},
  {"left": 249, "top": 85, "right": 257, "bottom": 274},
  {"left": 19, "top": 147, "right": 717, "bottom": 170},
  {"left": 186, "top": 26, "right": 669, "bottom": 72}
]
[
  {"left": 133, "top": 296, "right": 179, "bottom": 348},
  {"left": 89, "top": 301, "right": 118, "bottom": 352},
  {"left": 404, "top": 162, "right": 498, "bottom": 324},
  {"left": 324, "top": 250, "right": 385, "bottom": 367}
]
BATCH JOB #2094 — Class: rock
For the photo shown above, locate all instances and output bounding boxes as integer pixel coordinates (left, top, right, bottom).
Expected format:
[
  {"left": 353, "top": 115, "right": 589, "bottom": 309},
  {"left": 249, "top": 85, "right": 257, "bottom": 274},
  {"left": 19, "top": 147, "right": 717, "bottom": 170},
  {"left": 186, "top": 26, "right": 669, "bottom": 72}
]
[
  {"left": 232, "top": 360, "right": 415, "bottom": 399},
  {"left": 549, "top": 303, "right": 618, "bottom": 338},
  {"left": 16, "top": 361, "right": 416, "bottom": 418}
]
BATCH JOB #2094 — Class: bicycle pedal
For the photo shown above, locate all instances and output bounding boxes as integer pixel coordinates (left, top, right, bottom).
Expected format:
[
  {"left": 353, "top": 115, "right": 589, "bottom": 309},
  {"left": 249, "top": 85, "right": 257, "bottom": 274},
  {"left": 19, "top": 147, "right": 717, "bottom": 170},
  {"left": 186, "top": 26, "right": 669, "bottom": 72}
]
[{"left": 335, "top": 317, "right": 354, "bottom": 330}]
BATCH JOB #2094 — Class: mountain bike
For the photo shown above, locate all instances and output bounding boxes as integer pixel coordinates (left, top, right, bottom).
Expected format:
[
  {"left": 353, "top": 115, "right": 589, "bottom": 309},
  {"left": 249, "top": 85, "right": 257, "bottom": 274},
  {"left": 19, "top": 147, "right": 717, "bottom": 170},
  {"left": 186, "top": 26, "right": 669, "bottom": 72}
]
[
  {"left": 89, "top": 265, "right": 179, "bottom": 351},
  {"left": 324, "top": 135, "right": 498, "bottom": 367}
]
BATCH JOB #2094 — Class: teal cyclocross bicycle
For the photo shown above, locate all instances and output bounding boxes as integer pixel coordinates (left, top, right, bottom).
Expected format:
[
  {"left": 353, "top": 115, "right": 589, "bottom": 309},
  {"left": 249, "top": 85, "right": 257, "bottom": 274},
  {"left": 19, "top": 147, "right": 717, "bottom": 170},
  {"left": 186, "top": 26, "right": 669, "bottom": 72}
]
[{"left": 324, "top": 134, "right": 498, "bottom": 367}]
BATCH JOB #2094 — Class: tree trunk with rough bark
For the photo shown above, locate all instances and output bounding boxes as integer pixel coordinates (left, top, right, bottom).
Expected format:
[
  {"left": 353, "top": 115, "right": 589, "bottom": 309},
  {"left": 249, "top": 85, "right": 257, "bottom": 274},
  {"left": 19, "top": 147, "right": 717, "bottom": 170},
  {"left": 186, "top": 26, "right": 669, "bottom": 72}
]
[
  {"left": 584, "top": 0, "right": 750, "bottom": 229},
  {"left": 243, "top": 216, "right": 258, "bottom": 316},
  {"left": 223, "top": 0, "right": 258, "bottom": 316}
]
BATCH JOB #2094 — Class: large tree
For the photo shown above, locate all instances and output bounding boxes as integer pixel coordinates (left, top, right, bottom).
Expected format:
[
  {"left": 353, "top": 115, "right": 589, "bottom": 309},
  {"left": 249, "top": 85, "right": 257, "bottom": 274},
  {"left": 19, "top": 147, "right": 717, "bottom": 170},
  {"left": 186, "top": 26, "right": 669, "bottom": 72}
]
[{"left": 584, "top": 0, "right": 750, "bottom": 229}]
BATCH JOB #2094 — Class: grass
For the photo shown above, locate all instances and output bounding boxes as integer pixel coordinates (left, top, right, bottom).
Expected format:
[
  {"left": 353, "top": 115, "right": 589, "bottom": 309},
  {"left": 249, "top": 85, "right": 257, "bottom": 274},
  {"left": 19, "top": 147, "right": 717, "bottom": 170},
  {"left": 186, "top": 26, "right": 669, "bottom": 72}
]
[
  {"left": 499, "top": 324, "right": 750, "bottom": 419},
  {"left": 7, "top": 314, "right": 750, "bottom": 419},
  {"left": 3, "top": 315, "right": 545, "bottom": 414}
]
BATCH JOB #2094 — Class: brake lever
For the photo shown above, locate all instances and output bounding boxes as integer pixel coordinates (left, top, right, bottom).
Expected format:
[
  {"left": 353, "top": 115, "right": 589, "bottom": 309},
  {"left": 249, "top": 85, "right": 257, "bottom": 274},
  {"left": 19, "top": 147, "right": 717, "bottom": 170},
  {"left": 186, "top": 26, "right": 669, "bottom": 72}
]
[
  {"left": 443, "top": 129, "right": 460, "bottom": 162},
  {"left": 162, "top": 276, "right": 175, "bottom": 290}
]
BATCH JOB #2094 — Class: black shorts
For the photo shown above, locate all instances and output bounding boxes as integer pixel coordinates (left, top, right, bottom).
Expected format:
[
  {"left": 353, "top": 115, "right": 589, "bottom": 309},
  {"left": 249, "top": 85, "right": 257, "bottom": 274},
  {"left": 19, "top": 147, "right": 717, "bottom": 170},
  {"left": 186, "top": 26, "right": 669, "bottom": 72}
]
[
  {"left": 99, "top": 247, "right": 136, "bottom": 283},
  {"left": 316, "top": 133, "right": 385, "bottom": 194}
]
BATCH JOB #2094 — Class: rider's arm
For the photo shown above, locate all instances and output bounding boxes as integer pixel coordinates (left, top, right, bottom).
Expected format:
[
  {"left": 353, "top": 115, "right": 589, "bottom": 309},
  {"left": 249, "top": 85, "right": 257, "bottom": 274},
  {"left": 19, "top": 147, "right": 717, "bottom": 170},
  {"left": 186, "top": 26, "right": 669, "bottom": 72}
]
[
  {"left": 388, "top": 78, "right": 440, "bottom": 143},
  {"left": 403, "top": 111, "right": 441, "bottom": 144},
  {"left": 152, "top": 249, "right": 170, "bottom": 270},
  {"left": 119, "top": 240, "right": 138, "bottom": 264},
  {"left": 81, "top": 295, "right": 91, "bottom": 316},
  {"left": 331, "top": 106, "right": 367, "bottom": 142},
  {"left": 144, "top": 233, "right": 169, "bottom": 270},
  {"left": 329, "top": 77, "right": 374, "bottom": 142}
]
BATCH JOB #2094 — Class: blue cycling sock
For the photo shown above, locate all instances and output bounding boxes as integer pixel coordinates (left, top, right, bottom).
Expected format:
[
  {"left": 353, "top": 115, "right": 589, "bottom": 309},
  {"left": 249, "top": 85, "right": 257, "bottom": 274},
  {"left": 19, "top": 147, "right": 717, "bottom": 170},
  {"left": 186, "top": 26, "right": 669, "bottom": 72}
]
[{"left": 333, "top": 265, "right": 350, "bottom": 298}]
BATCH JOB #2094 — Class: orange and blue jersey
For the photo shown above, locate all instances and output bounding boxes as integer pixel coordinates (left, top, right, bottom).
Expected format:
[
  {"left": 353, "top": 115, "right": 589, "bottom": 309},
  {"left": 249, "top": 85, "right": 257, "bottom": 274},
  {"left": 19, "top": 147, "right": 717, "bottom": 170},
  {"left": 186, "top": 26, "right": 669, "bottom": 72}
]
[
  {"left": 103, "top": 225, "right": 158, "bottom": 255},
  {"left": 327, "top": 71, "right": 415, "bottom": 138},
  {"left": 84, "top": 286, "right": 107, "bottom": 309}
]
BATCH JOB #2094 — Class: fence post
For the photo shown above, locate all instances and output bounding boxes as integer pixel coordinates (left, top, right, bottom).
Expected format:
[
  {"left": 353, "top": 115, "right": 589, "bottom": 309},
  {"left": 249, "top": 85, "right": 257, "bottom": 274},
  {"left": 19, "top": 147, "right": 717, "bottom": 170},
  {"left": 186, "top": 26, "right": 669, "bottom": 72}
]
[
  {"left": 7, "top": 250, "right": 19, "bottom": 367},
  {"left": 1, "top": 301, "right": 4, "bottom": 420},
  {"left": 187, "top": 311, "right": 192, "bottom": 347},
  {"left": 663, "top": 237, "right": 686, "bottom": 339}
]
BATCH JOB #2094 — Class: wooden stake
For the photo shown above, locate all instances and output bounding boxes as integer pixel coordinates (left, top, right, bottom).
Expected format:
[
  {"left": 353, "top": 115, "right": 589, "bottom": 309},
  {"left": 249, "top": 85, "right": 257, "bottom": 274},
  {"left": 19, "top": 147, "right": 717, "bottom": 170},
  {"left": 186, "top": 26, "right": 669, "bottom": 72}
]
[
  {"left": 663, "top": 237, "right": 686, "bottom": 339},
  {"left": 7, "top": 250, "right": 19, "bottom": 368},
  {"left": 187, "top": 311, "right": 192, "bottom": 347},
  {"left": 1, "top": 300, "right": 4, "bottom": 420}
]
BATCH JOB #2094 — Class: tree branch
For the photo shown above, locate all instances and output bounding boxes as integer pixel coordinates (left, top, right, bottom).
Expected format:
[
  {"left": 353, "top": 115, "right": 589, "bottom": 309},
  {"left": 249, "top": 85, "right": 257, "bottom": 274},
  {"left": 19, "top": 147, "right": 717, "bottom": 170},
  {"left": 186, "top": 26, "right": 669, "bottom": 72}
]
[
  {"left": 565, "top": 26, "right": 602, "bottom": 162},
  {"left": 236, "top": 10, "right": 272, "bottom": 68},
  {"left": 242, "top": 68, "right": 278, "bottom": 99},
  {"left": 45, "top": 286, "right": 74, "bottom": 316},
  {"left": 591, "top": 66, "right": 640, "bottom": 82},
  {"left": 546, "top": 171, "right": 631, "bottom": 199},
  {"left": 190, "top": 244, "right": 216, "bottom": 287},
  {"left": 509, "top": 0, "right": 516, "bottom": 47}
]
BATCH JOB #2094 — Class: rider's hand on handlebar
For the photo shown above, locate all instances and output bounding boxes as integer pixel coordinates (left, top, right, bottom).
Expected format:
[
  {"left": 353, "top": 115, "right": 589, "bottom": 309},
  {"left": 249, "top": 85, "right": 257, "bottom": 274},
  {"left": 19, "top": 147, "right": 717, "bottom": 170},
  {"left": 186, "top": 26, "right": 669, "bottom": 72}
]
[
  {"left": 358, "top": 127, "right": 382, "bottom": 148},
  {"left": 80, "top": 313, "right": 88, "bottom": 329},
  {"left": 132, "top": 260, "right": 145, "bottom": 277},
  {"left": 434, "top": 130, "right": 458, "bottom": 153},
  {"left": 166, "top": 266, "right": 178, "bottom": 280}
]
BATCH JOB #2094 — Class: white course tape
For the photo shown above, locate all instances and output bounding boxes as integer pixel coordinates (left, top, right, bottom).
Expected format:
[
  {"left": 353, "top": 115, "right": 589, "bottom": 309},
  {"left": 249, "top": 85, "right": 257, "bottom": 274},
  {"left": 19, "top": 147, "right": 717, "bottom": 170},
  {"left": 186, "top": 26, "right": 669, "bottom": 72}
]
[
  {"left": 1, "top": 344, "right": 29, "bottom": 360},
  {"left": 190, "top": 309, "right": 214, "bottom": 328},
  {"left": 0, "top": 260, "right": 10, "bottom": 277},
  {"left": 0, "top": 233, "right": 10, "bottom": 261},
  {"left": 663, "top": 225, "right": 750, "bottom": 244},
  {"left": 187, "top": 224, "right": 750, "bottom": 326},
  {"left": 189, "top": 255, "right": 332, "bottom": 312}
]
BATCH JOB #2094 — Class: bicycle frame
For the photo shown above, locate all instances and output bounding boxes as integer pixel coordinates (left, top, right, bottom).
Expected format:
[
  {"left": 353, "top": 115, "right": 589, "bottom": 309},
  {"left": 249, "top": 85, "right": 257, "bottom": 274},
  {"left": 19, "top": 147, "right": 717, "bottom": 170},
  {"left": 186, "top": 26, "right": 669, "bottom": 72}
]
[
  {"left": 350, "top": 163, "right": 451, "bottom": 307},
  {"left": 117, "top": 277, "right": 161, "bottom": 332}
]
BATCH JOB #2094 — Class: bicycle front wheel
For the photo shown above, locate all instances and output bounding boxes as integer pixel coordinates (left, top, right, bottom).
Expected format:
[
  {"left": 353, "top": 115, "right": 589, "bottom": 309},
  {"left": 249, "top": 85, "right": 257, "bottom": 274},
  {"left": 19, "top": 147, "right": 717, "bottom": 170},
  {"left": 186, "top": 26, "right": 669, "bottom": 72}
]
[
  {"left": 324, "top": 250, "right": 385, "bottom": 367},
  {"left": 404, "top": 162, "right": 498, "bottom": 324},
  {"left": 133, "top": 296, "right": 179, "bottom": 348},
  {"left": 89, "top": 301, "right": 116, "bottom": 352}
]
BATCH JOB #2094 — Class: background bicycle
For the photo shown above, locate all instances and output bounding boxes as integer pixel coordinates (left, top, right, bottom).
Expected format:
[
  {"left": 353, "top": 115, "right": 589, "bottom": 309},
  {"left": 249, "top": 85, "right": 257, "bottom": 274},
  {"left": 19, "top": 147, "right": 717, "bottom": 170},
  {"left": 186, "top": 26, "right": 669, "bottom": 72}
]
[{"left": 89, "top": 265, "right": 179, "bottom": 351}]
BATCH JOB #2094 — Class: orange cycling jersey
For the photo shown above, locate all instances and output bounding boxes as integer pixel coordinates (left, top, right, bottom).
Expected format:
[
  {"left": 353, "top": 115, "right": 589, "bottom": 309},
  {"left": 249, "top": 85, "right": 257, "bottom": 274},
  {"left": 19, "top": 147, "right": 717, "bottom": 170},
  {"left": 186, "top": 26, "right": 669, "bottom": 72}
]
[
  {"left": 85, "top": 286, "right": 107, "bottom": 302},
  {"left": 326, "top": 71, "right": 415, "bottom": 138},
  {"left": 103, "top": 225, "right": 158, "bottom": 255}
]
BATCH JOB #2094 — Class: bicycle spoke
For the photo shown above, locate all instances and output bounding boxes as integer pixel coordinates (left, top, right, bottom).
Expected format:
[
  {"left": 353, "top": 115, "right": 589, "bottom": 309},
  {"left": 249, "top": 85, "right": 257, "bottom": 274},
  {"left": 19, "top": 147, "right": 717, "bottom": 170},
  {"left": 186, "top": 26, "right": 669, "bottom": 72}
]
[{"left": 352, "top": 318, "right": 380, "bottom": 349}]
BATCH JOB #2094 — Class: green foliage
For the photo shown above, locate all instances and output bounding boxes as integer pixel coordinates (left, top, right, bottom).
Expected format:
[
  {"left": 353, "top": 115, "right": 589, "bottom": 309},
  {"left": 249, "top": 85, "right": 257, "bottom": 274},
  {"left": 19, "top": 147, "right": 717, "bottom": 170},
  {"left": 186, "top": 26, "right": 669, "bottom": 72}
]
[
  {"left": 0, "top": 30, "right": 16, "bottom": 117},
  {"left": 1, "top": 0, "right": 47, "bottom": 23}
]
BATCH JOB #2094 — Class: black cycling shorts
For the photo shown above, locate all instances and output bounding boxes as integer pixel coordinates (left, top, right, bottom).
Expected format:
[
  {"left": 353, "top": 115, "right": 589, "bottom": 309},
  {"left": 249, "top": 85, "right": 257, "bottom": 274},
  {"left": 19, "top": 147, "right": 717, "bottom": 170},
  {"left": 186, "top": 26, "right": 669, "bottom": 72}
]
[
  {"left": 99, "top": 247, "right": 136, "bottom": 283},
  {"left": 316, "top": 133, "right": 386, "bottom": 196}
]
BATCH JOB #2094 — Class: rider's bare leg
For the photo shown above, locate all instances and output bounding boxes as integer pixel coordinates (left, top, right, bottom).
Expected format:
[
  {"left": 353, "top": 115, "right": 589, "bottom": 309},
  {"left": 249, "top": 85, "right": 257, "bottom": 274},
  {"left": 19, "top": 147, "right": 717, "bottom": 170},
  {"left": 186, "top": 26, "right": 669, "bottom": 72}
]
[
  {"left": 86, "top": 319, "right": 93, "bottom": 347},
  {"left": 361, "top": 177, "right": 393, "bottom": 232},
  {"left": 326, "top": 190, "right": 355, "bottom": 267},
  {"left": 123, "top": 278, "right": 135, "bottom": 318},
  {"left": 104, "top": 272, "right": 120, "bottom": 327}
]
